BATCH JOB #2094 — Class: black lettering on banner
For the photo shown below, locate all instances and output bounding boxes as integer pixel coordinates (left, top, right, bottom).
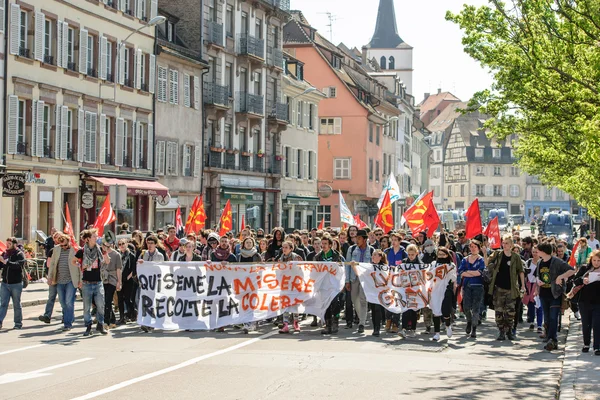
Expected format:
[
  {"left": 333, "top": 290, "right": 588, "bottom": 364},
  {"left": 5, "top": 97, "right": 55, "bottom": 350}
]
[
  {"left": 141, "top": 295, "right": 155, "bottom": 318},
  {"left": 202, "top": 300, "right": 212, "bottom": 317},
  {"left": 166, "top": 297, "right": 175, "bottom": 317},
  {"left": 139, "top": 275, "right": 149, "bottom": 290},
  {"left": 217, "top": 297, "right": 240, "bottom": 317},
  {"left": 217, "top": 277, "right": 232, "bottom": 296},
  {"left": 207, "top": 276, "right": 218, "bottom": 296},
  {"left": 182, "top": 275, "right": 197, "bottom": 293},
  {"left": 164, "top": 273, "right": 175, "bottom": 290},
  {"left": 156, "top": 297, "right": 166, "bottom": 318}
]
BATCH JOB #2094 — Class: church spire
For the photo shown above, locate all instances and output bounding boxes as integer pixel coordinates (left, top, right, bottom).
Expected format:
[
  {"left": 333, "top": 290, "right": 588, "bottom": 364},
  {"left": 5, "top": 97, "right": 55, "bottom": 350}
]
[{"left": 368, "top": 0, "right": 404, "bottom": 48}]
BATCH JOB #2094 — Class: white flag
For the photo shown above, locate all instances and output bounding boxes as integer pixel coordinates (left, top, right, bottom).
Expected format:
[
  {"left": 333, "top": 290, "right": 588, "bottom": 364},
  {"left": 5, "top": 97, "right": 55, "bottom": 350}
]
[
  {"left": 377, "top": 174, "right": 401, "bottom": 207},
  {"left": 339, "top": 190, "right": 354, "bottom": 225}
]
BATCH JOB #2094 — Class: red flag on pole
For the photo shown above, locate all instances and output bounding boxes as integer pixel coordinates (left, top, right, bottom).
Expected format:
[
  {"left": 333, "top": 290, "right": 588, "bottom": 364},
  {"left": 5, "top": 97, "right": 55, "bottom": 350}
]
[
  {"left": 92, "top": 194, "right": 116, "bottom": 237},
  {"left": 374, "top": 190, "right": 394, "bottom": 232},
  {"left": 185, "top": 196, "right": 199, "bottom": 235},
  {"left": 568, "top": 240, "right": 580, "bottom": 267},
  {"left": 484, "top": 217, "right": 501, "bottom": 249},
  {"left": 318, "top": 217, "right": 325, "bottom": 230},
  {"left": 64, "top": 203, "right": 80, "bottom": 250},
  {"left": 241, "top": 214, "right": 246, "bottom": 231},
  {"left": 175, "top": 206, "right": 184, "bottom": 238},
  {"left": 219, "top": 200, "right": 233, "bottom": 236},
  {"left": 354, "top": 214, "right": 368, "bottom": 229},
  {"left": 403, "top": 191, "right": 434, "bottom": 235},
  {"left": 465, "top": 199, "right": 483, "bottom": 239},
  {"left": 422, "top": 196, "right": 440, "bottom": 238}
]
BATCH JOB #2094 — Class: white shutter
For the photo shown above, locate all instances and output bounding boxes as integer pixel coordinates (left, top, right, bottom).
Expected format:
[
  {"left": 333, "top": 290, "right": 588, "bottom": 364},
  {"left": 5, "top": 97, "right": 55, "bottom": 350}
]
[
  {"left": 303, "top": 102, "right": 309, "bottom": 128},
  {"left": 119, "top": 45, "right": 126, "bottom": 85},
  {"left": 0, "top": 2, "right": 5, "bottom": 34},
  {"left": 312, "top": 150, "right": 317, "bottom": 180},
  {"left": 99, "top": 114, "right": 107, "bottom": 164},
  {"left": 290, "top": 99, "right": 296, "bottom": 125},
  {"left": 194, "top": 76, "right": 200, "bottom": 110},
  {"left": 181, "top": 144, "right": 187, "bottom": 176},
  {"left": 62, "top": 22, "right": 68, "bottom": 68},
  {"left": 150, "top": 0, "right": 158, "bottom": 20},
  {"left": 172, "top": 142, "right": 179, "bottom": 176},
  {"left": 313, "top": 105, "right": 319, "bottom": 133},
  {"left": 291, "top": 148, "right": 297, "bottom": 178},
  {"left": 55, "top": 106, "right": 62, "bottom": 159},
  {"left": 79, "top": 28, "right": 88, "bottom": 74},
  {"left": 334, "top": 117, "right": 342, "bottom": 134},
  {"left": 169, "top": 69, "right": 179, "bottom": 104},
  {"left": 36, "top": 100, "right": 44, "bottom": 157},
  {"left": 90, "top": 113, "right": 97, "bottom": 163},
  {"left": 57, "top": 21, "right": 63, "bottom": 67},
  {"left": 135, "top": 122, "right": 142, "bottom": 168},
  {"left": 119, "top": 0, "right": 126, "bottom": 12},
  {"left": 193, "top": 145, "right": 201, "bottom": 177},
  {"left": 156, "top": 140, "right": 165, "bottom": 175},
  {"left": 165, "top": 142, "right": 172, "bottom": 175},
  {"left": 99, "top": 35, "right": 108, "bottom": 80},
  {"left": 60, "top": 107, "right": 68, "bottom": 160},
  {"left": 485, "top": 184, "right": 493, "bottom": 197},
  {"left": 136, "top": 0, "right": 143, "bottom": 19},
  {"left": 77, "top": 109, "right": 85, "bottom": 162},
  {"left": 149, "top": 54, "right": 156, "bottom": 94},
  {"left": 303, "top": 150, "right": 308, "bottom": 179},
  {"left": 84, "top": 112, "right": 91, "bottom": 162},
  {"left": 471, "top": 184, "right": 477, "bottom": 197},
  {"left": 147, "top": 123, "right": 154, "bottom": 170},
  {"left": 7, "top": 96, "right": 19, "bottom": 154},
  {"left": 183, "top": 74, "right": 191, "bottom": 107},
  {"left": 501, "top": 184, "right": 507, "bottom": 197},
  {"left": 9, "top": 4, "right": 20, "bottom": 55},
  {"left": 115, "top": 118, "right": 124, "bottom": 166},
  {"left": 34, "top": 12, "right": 45, "bottom": 61},
  {"left": 135, "top": 48, "right": 142, "bottom": 90},
  {"left": 30, "top": 101, "right": 37, "bottom": 156}
]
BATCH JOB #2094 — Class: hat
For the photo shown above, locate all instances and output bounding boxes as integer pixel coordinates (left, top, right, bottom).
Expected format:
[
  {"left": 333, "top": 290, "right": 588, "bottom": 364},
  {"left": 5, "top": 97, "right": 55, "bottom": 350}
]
[
  {"left": 207, "top": 232, "right": 220, "bottom": 242},
  {"left": 356, "top": 229, "right": 368, "bottom": 238},
  {"left": 179, "top": 238, "right": 189, "bottom": 246},
  {"left": 424, "top": 239, "right": 435, "bottom": 247}
]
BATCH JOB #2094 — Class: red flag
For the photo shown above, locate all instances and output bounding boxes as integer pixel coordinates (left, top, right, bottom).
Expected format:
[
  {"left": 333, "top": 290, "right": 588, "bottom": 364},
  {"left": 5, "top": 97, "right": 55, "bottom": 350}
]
[
  {"left": 568, "top": 240, "right": 579, "bottom": 267},
  {"left": 64, "top": 203, "right": 80, "bottom": 250},
  {"left": 422, "top": 196, "right": 440, "bottom": 238},
  {"left": 354, "top": 214, "right": 368, "bottom": 229},
  {"left": 185, "top": 196, "right": 199, "bottom": 235},
  {"left": 219, "top": 200, "right": 233, "bottom": 236},
  {"left": 175, "top": 206, "right": 184, "bottom": 238},
  {"left": 484, "top": 217, "right": 501, "bottom": 249},
  {"left": 0, "top": 240, "right": 6, "bottom": 253},
  {"left": 92, "top": 194, "right": 116, "bottom": 237},
  {"left": 465, "top": 199, "right": 483, "bottom": 239},
  {"left": 193, "top": 196, "right": 207, "bottom": 232},
  {"left": 318, "top": 217, "right": 325, "bottom": 230},
  {"left": 403, "top": 191, "right": 434, "bottom": 235},
  {"left": 241, "top": 214, "right": 246, "bottom": 231},
  {"left": 375, "top": 190, "right": 394, "bottom": 232}
]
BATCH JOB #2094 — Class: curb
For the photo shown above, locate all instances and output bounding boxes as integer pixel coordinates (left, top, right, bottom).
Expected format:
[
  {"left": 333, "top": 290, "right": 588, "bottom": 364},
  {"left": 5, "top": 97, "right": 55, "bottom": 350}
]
[
  {"left": 559, "top": 313, "right": 579, "bottom": 400},
  {"left": 7, "top": 298, "right": 52, "bottom": 309}
]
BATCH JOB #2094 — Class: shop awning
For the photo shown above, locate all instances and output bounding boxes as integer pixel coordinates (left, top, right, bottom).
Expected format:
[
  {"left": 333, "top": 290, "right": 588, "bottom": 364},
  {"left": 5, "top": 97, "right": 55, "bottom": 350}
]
[
  {"left": 285, "top": 196, "right": 321, "bottom": 206},
  {"left": 90, "top": 176, "right": 169, "bottom": 197}
]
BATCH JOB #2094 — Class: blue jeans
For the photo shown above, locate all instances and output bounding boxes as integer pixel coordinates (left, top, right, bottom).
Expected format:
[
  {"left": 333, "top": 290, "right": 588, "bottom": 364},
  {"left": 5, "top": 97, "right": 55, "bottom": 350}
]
[
  {"left": 541, "top": 295, "right": 562, "bottom": 341},
  {"left": 56, "top": 282, "right": 77, "bottom": 328},
  {"left": 462, "top": 283, "right": 484, "bottom": 326},
  {"left": 0, "top": 282, "right": 24, "bottom": 328},
  {"left": 44, "top": 284, "right": 58, "bottom": 318},
  {"left": 82, "top": 282, "right": 105, "bottom": 326},
  {"left": 527, "top": 302, "right": 543, "bottom": 328}
]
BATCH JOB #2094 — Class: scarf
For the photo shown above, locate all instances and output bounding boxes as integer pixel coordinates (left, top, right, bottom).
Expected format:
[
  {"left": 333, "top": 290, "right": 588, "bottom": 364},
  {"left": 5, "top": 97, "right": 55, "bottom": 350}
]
[
  {"left": 213, "top": 246, "right": 231, "bottom": 261},
  {"left": 83, "top": 245, "right": 100, "bottom": 270},
  {"left": 240, "top": 247, "right": 258, "bottom": 259},
  {"left": 280, "top": 252, "right": 298, "bottom": 262}
]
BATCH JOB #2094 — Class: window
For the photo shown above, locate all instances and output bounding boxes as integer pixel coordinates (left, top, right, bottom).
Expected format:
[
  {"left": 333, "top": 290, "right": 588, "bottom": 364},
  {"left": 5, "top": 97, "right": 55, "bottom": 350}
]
[
  {"left": 166, "top": 141, "right": 179, "bottom": 175},
  {"left": 369, "top": 123, "right": 373, "bottom": 142},
  {"left": 67, "top": 27, "right": 75, "bottom": 70},
  {"left": 545, "top": 187, "right": 553, "bottom": 199},
  {"left": 140, "top": 53, "right": 146, "bottom": 88},
  {"left": 328, "top": 86, "right": 337, "bottom": 98},
  {"left": 308, "top": 151, "right": 315, "bottom": 180},
  {"left": 87, "top": 34, "right": 95, "bottom": 76},
  {"left": 105, "top": 41, "right": 113, "bottom": 81},
  {"left": 510, "top": 166, "right": 519, "bottom": 176},
  {"left": 240, "top": 127, "right": 247, "bottom": 152},
  {"left": 309, "top": 104, "right": 314, "bottom": 130},
  {"left": 388, "top": 56, "right": 395, "bottom": 69},
  {"left": 297, "top": 101, "right": 303, "bottom": 128},
  {"left": 334, "top": 158, "right": 351, "bottom": 179},
  {"left": 493, "top": 148, "right": 501, "bottom": 158},
  {"left": 65, "top": 109, "right": 73, "bottom": 157},
  {"left": 19, "top": 10, "right": 29, "bottom": 55},
  {"left": 509, "top": 184, "right": 520, "bottom": 197},
  {"left": 320, "top": 117, "right": 341, "bottom": 134},
  {"left": 102, "top": 116, "right": 111, "bottom": 164},
  {"left": 13, "top": 197, "right": 24, "bottom": 239},
  {"left": 225, "top": 62, "right": 233, "bottom": 96},
  {"left": 475, "top": 148, "right": 484, "bottom": 158},
  {"left": 533, "top": 187, "right": 540, "bottom": 199},
  {"left": 317, "top": 205, "right": 331, "bottom": 226},
  {"left": 475, "top": 166, "right": 485, "bottom": 176},
  {"left": 369, "top": 159, "right": 373, "bottom": 181},
  {"left": 493, "top": 166, "right": 502, "bottom": 176},
  {"left": 167, "top": 21, "right": 174, "bottom": 43},
  {"left": 375, "top": 161, "right": 380, "bottom": 182},
  {"left": 183, "top": 144, "right": 192, "bottom": 176},
  {"left": 169, "top": 69, "right": 179, "bottom": 104},
  {"left": 476, "top": 184, "right": 485, "bottom": 196},
  {"left": 252, "top": 129, "right": 260, "bottom": 153},
  {"left": 447, "top": 185, "right": 452, "bottom": 197},
  {"left": 380, "top": 56, "right": 386, "bottom": 69},
  {"left": 226, "top": 6, "right": 233, "bottom": 36},
  {"left": 284, "top": 146, "right": 291, "bottom": 177},
  {"left": 460, "top": 184, "right": 465, "bottom": 197},
  {"left": 493, "top": 185, "right": 502, "bottom": 196},
  {"left": 383, "top": 154, "right": 387, "bottom": 176},
  {"left": 556, "top": 189, "right": 564, "bottom": 200},
  {"left": 224, "top": 124, "right": 233, "bottom": 149},
  {"left": 17, "top": 100, "right": 26, "bottom": 151},
  {"left": 123, "top": 47, "right": 130, "bottom": 84},
  {"left": 122, "top": 120, "right": 129, "bottom": 166},
  {"left": 44, "top": 19, "right": 52, "bottom": 63},
  {"left": 42, "top": 105, "right": 51, "bottom": 157},
  {"left": 157, "top": 66, "right": 167, "bottom": 102},
  {"left": 510, "top": 149, "right": 515, "bottom": 159},
  {"left": 376, "top": 125, "right": 380, "bottom": 146},
  {"left": 255, "top": 18, "right": 262, "bottom": 39},
  {"left": 296, "top": 149, "right": 302, "bottom": 178}
]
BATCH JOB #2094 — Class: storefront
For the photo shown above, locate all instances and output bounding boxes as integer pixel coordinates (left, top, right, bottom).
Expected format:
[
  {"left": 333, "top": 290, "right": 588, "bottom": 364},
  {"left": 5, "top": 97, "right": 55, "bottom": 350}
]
[
  {"left": 282, "top": 195, "right": 320, "bottom": 231},
  {"left": 525, "top": 200, "right": 571, "bottom": 220},
  {"left": 221, "top": 188, "right": 277, "bottom": 232},
  {"left": 479, "top": 201, "right": 509, "bottom": 220}
]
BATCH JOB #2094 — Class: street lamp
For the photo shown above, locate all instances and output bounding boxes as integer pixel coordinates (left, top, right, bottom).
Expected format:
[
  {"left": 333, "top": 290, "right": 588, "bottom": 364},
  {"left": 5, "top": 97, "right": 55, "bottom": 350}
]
[
  {"left": 292, "top": 86, "right": 317, "bottom": 99},
  {"left": 114, "top": 16, "right": 166, "bottom": 102}
]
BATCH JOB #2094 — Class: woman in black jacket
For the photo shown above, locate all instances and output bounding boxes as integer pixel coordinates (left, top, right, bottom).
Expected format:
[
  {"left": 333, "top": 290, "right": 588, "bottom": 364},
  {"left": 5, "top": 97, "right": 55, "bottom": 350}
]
[
  {"left": 265, "top": 228, "right": 285, "bottom": 261},
  {"left": 0, "top": 237, "right": 26, "bottom": 330},
  {"left": 117, "top": 239, "right": 138, "bottom": 323},
  {"left": 573, "top": 249, "right": 600, "bottom": 355},
  {"left": 179, "top": 241, "right": 202, "bottom": 262},
  {"left": 238, "top": 238, "right": 262, "bottom": 262}
]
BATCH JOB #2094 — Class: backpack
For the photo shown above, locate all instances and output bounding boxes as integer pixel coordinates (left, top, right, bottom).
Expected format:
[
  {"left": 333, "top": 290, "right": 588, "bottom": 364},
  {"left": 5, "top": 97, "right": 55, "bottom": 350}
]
[{"left": 21, "top": 263, "right": 29, "bottom": 289}]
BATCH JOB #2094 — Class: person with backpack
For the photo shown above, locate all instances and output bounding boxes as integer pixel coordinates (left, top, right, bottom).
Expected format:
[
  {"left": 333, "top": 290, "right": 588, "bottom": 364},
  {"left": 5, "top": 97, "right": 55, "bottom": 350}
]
[
  {"left": 523, "top": 245, "right": 544, "bottom": 334},
  {"left": 0, "top": 237, "right": 26, "bottom": 330},
  {"left": 345, "top": 229, "right": 374, "bottom": 334}
]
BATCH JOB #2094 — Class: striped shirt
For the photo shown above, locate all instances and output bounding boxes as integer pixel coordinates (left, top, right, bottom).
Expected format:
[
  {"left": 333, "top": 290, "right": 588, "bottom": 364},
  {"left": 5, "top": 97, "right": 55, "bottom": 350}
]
[{"left": 57, "top": 250, "right": 71, "bottom": 284}]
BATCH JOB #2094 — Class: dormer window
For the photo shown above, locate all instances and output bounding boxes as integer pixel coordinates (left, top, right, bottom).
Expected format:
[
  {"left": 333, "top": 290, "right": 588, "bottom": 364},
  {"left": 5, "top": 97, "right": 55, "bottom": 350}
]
[
  {"left": 332, "top": 55, "right": 341, "bottom": 69},
  {"left": 297, "top": 64, "right": 304, "bottom": 81},
  {"left": 166, "top": 21, "right": 175, "bottom": 43}
]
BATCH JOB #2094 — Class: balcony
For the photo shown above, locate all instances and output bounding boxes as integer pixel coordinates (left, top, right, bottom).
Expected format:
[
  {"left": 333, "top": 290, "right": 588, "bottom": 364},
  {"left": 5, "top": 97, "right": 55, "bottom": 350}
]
[
  {"left": 240, "top": 154, "right": 251, "bottom": 170},
  {"left": 263, "top": 0, "right": 290, "bottom": 11},
  {"left": 236, "top": 92, "right": 264, "bottom": 116},
  {"left": 225, "top": 152, "right": 236, "bottom": 169},
  {"left": 207, "top": 21, "right": 224, "bottom": 48},
  {"left": 254, "top": 155, "right": 265, "bottom": 173},
  {"left": 237, "top": 34, "right": 264, "bottom": 60},
  {"left": 267, "top": 101, "right": 288, "bottom": 123},
  {"left": 43, "top": 55, "right": 54, "bottom": 65},
  {"left": 19, "top": 47, "right": 30, "bottom": 58},
  {"left": 208, "top": 150, "right": 222, "bottom": 168},
  {"left": 270, "top": 158, "right": 282, "bottom": 175},
  {"left": 204, "top": 82, "right": 229, "bottom": 109},
  {"left": 267, "top": 48, "right": 283, "bottom": 69}
]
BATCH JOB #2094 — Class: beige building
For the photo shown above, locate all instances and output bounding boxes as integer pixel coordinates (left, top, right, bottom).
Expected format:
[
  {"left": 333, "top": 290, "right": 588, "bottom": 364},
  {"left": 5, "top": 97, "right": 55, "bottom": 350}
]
[
  {"left": 153, "top": 8, "right": 207, "bottom": 229},
  {"left": 2, "top": 0, "right": 162, "bottom": 242}
]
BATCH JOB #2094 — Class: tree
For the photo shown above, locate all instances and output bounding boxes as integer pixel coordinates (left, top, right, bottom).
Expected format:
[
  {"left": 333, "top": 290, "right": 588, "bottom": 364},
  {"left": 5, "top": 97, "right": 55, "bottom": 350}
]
[{"left": 447, "top": 0, "right": 600, "bottom": 216}]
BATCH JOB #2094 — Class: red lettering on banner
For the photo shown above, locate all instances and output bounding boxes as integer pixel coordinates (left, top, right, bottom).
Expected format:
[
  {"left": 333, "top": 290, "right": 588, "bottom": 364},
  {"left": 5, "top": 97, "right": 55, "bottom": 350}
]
[
  {"left": 240, "top": 293, "right": 297, "bottom": 312},
  {"left": 263, "top": 273, "right": 278, "bottom": 289},
  {"left": 233, "top": 277, "right": 256, "bottom": 294}
]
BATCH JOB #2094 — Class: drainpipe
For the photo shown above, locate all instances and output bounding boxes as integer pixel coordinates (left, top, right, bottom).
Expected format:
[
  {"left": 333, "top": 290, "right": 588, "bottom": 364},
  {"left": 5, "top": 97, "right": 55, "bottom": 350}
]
[
  {"left": 3, "top": 0, "right": 9, "bottom": 165},
  {"left": 200, "top": 68, "right": 210, "bottom": 196}
]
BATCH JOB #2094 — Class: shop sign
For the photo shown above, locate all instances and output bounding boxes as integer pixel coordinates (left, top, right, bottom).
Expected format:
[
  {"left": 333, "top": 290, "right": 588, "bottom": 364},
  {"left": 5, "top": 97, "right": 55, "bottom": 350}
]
[
  {"left": 479, "top": 201, "right": 509, "bottom": 211},
  {"left": 25, "top": 172, "right": 46, "bottom": 184},
  {"left": 81, "top": 192, "right": 94, "bottom": 209},
  {"left": 2, "top": 173, "right": 26, "bottom": 197}
]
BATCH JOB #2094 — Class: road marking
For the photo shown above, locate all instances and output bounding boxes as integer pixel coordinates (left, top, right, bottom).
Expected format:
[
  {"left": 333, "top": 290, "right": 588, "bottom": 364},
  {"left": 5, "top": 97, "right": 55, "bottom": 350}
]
[
  {"left": 0, "top": 358, "right": 94, "bottom": 385},
  {"left": 0, "top": 344, "right": 46, "bottom": 356},
  {"left": 0, "top": 336, "right": 81, "bottom": 356},
  {"left": 71, "top": 330, "right": 278, "bottom": 400}
]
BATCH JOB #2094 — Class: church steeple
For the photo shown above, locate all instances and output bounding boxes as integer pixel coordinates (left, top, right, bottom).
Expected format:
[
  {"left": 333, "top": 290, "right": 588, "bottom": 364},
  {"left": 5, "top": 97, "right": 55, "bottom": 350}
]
[{"left": 368, "top": 0, "right": 404, "bottom": 48}]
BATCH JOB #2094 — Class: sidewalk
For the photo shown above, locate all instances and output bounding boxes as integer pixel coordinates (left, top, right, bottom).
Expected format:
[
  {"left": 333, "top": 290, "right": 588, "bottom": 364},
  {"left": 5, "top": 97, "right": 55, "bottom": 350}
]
[
  {"left": 560, "top": 313, "right": 600, "bottom": 400},
  {"left": 6, "top": 281, "right": 52, "bottom": 309}
]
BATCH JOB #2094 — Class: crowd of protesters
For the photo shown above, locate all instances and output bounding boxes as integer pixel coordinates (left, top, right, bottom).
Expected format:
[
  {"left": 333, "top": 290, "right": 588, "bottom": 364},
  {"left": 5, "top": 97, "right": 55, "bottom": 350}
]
[{"left": 0, "top": 222, "right": 598, "bottom": 355}]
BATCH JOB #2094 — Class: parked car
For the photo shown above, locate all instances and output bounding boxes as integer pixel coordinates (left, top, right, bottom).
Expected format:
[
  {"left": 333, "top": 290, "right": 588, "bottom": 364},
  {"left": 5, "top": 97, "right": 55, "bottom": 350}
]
[
  {"left": 509, "top": 214, "right": 525, "bottom": 226},
  {"left": 572, "top": 215, "right": 583, "bottom": 224},
  {"left": 540, "top": 211, "right": 574, "bottom": 246}
]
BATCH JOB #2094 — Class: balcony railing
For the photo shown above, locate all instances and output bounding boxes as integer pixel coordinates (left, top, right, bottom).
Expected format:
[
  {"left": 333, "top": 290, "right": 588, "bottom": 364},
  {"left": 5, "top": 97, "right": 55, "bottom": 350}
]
[
  {"left": 106, "top": 72, "right": 114, "bottom": 83},
  {"left": 204, "top": 82, "right": 229, "bottom": 107},
  {"left": 263, "top": 0, "right": 290, "bottom": 11},
  {"left": 254, "top": 155, "right": 264, "bottom": 173},
  {"left": 67, "top": 62, "right": 77, "bottom": 72},
  {"left": 19, "top": 47, "right": 30, "bottom": 58},
  {"left": 267, "top": 48, "right": 283, "bottom": 68},
  {"left": 236, "top": 92, "right": 264, "bottom": 115},
  {"left": 237, "top": 34, "right": 264, "bottom": 59},
  {"left": 43, "top": 55, "right": 54, "bottom": 65},
  {"left": 240, "top": 154, "right": 251, "bottom": 170},
  {"left": 87, "top": 68, "right": 97, "bottom": 78},
  {"left": 16, "top": 141, "right": 27, "bottom": 155},
  {"left": 42, "top": 145, "right": 52, "bottom": 158},
  {"left": 271, "top": 158, "right": 282, "bottom": 175},
  {"left": 268, "top": 101, "right": 288, "bottom": 122},
  {"left": 207, "top": 20, "right": 224, "bottom": 47},
  {"left": 208, "top": 150, "right": 222, "bottom": 168}
]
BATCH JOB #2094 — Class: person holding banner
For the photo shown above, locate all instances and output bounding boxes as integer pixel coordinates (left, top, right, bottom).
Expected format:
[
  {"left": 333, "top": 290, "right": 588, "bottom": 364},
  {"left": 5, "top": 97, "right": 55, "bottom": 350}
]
[
  {"left": 369, "top": 250, "right": 388, "bottom": 337},
  {"left": 278, "top": 241, "right": 304, "bottom": 334},
  {"left": 179, "top": 241, "right": 202, "bottom": 262},
  {"left": 317, "top": 236, "right": 345, "bottom": 335},
  {"left": 429, "top": 247, "right": 458, "bottom": 341},
  {"left": 458, "top": 240, "right": 486, "bottom": 339},
  {"left": 399, "top": 244, "right": 423, "bottom": 338},
  {"left": 345, "top": 230, "right": 374, "bottom": 333},
  {"left": 210, "top": 236, "right": 237, "bottom": 263},
  {"left": 265, "top": 228, "right": 286, "bottom": 261},
  {"left": 384, "top": 233, "right": 407, "bottom": 333},
  {"left": 201, "top": 233, "right": 219, "bottom": 261}
]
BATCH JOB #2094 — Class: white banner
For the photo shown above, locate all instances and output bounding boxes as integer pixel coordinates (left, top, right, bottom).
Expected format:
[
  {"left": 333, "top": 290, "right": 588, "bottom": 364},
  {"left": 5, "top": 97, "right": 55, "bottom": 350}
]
[
  {"left": 354, "top": 262, "right": 456, "bottom": 314},
  {"left": 137, "top": 261, "right": 345, "bottom": 330}
]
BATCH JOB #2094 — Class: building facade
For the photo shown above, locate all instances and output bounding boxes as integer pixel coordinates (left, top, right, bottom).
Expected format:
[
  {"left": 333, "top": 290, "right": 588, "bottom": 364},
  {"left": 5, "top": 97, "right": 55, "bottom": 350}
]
[
  {"left": 524, "top": 175, "right": 571, "bottom": 220},
  {"left": 2, "top": 0, "right": 162, "bottom": 241}
]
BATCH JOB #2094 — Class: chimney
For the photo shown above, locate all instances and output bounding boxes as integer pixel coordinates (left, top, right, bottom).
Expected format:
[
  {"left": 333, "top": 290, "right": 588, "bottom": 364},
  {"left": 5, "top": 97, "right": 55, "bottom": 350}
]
[
  {"left": 361, "top": 46, "right": 367, "bottom": 66},
  {"left": 424, "top": 93, "right": 430, "bottom": 101},
  {"left": 437, "top": 88, "right": 442, "bottom": 94}
]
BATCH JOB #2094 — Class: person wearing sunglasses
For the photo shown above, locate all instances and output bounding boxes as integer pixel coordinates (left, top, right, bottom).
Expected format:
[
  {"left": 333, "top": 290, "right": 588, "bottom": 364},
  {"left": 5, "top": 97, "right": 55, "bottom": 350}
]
[{"left": 46, "top": 234, "right": 80, "bottom": 331}]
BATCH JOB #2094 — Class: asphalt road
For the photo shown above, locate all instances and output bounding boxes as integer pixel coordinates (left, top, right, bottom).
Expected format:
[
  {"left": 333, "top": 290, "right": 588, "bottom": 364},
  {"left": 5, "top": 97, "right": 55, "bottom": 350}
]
[{"left": 0, "top": 300, "right": 567, "bottom": 400}]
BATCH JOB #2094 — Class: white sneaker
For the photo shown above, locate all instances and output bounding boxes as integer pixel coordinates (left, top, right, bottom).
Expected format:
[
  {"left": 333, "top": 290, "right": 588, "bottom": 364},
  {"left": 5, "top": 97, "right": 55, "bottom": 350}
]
[
  {"left": 574, "top": 311, "right": 581, "bottom": 320},
  {"left": 432, "top": 333, "right": 441, "bottom": 341},
  {"left": 407, "top": 330, "right": 416, "bottom": 338},
  {"left": 446, "top": 326, "right": 453, "bottom": 338},
  {"left": 399, "top": 329, "right": 407, "bottom": 338}
]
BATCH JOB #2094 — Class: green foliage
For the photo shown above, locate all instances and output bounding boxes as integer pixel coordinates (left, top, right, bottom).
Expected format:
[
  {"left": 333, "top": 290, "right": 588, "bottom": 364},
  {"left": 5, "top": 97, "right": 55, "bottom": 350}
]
[{"left": 447, "top": 0, "right": 600, "bottom": 216}]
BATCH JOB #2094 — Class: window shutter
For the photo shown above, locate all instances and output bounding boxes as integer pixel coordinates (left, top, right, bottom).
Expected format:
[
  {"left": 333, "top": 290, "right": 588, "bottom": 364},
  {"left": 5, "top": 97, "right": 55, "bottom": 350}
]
[
  {"left": 194, "top": 76, "right": 200, "bottom": 110},
  {"left": 62, "top": 22, "right": 69, "bottom": 68},
  {"left": 57, "top": 21, "right": 63, "bottom": 67},
  {"left": 118, "top": 45, "right": 126, "bottom": 85},
  {"left": 181, "top": 144, "right": 187, "bottom": 176},
  {"left": 303, "top": 150, "right": 309, "bottom": 179},
  {"left": 172, "top": 142, "right": 179, "bottom": 176},
  {"left": 31, "top": 102, "right": 38, "bottom": 156},
  {"left": 9, "top": 4, "right": 20, "bottom": 55},
  {"left": 55, "top": 106, "right": 62, "bottom": 159},
  {"left": 7, "top": 96, "right": 19, "bottom": 154},
  {"left": 485, "top": 184, "right": 493, "bottom": 197},
  {"left": 313, "top": 105, "right": 319, "bottom": 133},
  {"left": 183, "top": 74, "right": 191, "bottom": 107},
  {"left": 34, "top": 12, "right": 45, "bottom": 61},
  {"left": 136, "top": 0, "right": 143, "bottom": 19},
  {"left": 147, "top": 123, "right": 153, "bottom": 170},
  {"left": 290, "top": 99, "right": 295, "bottom": 125},
  {"left": 36, "top": 100, "right": 44, "bottom": 157},
  {"left": 501, "top": 184, "right": 507, "bottom": 197},
  {"left": 119, "top": 0, "right": 126, "bottom": 12},
  {"left": 282, "top": 146, "right": 288, "bottom": 176},
  {"left": 90, "top": 113, "right": 97, "bottom": 163},
  {"left": 115, "top": 117, "right": 124, "bottom": 166},
  {"left": 334, "top": 117, "right": 342, "bottom": 134},
  {"left": 77, "top": 109, "right": 85, "bottom": 162},
  {"left": 304, "top": 102, "right": 309, "bottom": 128},
  {"left": 291, "top": 148, "right": 297, "bottom": 178},
  {"left": 60, "top": 107, "right": 68, "bottom": 160},
  {"left": 99, "top": 35, "right": 107, "bottom": 80},
  {"left": 135, "top": 48, "right": 142, "bottom": 90},
  {"left": 0, "top": 2, "right": 5, "bottom": 34},
  {"left": 169, "top": 69, "right": 179, "bottom": 104},
  {"left": 79, "top": 29, "right": 88, "bottom": 74},
  {"left": 165, "top": 142, "right": 173, "bottom": 175},
  {"left": 149, "top": 54, "right": 156, "bottom": 94},
  {"left": 150, "top": 0, "right": 158, "bottom": 20},
  {"left": 312, "top": 151, "right": 317, "bottom": 180},
  {"left": 136, "top": 122, "right": 143, "bottom": 168},
  {"left": 132, "top": 121, "right": 138, "bottom": 168},
  {"left": 99, "top": 114, "right": 107, "bottom": 164},
  {"left": 193, "top": 145, "right": 201, "bottom": 177},
  {"left": 156, "top": 140, "right": 165, "bottom": 175}
]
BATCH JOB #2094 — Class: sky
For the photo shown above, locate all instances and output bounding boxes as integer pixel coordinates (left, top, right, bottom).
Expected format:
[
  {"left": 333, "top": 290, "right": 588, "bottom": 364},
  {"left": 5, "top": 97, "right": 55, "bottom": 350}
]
[{"left": 290, "top": 0, "right": 494, "bottom": 104}]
